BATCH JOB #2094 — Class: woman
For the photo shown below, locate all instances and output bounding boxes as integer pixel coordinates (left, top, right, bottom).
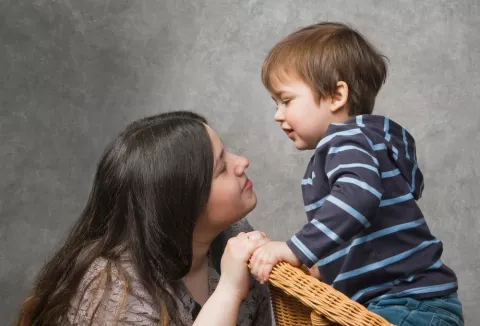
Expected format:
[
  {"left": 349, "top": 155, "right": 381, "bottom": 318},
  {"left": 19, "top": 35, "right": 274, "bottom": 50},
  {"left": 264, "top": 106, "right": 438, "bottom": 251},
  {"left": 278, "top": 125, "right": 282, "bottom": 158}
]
[{"left": 16, "top": 111, "right": 272, "bottom": 325}]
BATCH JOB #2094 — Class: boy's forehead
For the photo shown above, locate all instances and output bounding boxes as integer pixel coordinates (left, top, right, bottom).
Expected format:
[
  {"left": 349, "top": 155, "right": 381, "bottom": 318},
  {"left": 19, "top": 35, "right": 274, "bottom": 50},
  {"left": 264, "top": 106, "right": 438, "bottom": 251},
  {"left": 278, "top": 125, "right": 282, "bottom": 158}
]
[{"left": 268, "top": 69, "right": 302, "bottom": 95}]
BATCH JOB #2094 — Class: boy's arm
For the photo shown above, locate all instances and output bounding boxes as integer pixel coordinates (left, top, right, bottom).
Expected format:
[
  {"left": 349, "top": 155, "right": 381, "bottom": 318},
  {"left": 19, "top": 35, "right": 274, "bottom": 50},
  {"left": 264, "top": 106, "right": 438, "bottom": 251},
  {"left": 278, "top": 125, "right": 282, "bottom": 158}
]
[{"left": 287, "top": 128, "right": 384, "bottom": 268}]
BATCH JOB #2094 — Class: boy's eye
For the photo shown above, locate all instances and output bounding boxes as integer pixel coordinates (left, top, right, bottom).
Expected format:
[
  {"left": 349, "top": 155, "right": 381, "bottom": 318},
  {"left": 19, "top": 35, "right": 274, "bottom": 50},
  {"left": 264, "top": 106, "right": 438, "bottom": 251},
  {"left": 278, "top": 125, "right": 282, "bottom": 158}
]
[{"left": 281, "top": 99, "right": 291, "bottom": 105}]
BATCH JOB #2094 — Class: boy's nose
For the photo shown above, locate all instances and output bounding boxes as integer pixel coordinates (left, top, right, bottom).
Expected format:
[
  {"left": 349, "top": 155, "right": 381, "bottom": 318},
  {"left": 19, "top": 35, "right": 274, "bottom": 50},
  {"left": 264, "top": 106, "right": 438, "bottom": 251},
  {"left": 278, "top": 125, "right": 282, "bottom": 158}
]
[{"left": 274, "top": 107, "right": 285, "bottom": 122}]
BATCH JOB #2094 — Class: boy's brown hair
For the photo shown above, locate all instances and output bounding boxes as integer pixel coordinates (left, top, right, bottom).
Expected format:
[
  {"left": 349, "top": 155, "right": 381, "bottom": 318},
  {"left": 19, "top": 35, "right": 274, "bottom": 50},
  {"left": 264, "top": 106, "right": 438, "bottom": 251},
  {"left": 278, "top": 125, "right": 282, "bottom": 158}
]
[{"left": 262, "top": 22, "right": 388, "bottom": 116}]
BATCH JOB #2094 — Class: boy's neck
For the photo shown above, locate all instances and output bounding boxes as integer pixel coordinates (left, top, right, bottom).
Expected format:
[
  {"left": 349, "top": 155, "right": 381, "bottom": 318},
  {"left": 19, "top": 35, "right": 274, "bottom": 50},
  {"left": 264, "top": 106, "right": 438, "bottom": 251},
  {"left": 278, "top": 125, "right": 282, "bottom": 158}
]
[{"left": 333, "top": 107, "right": 352, "bottom": 124}]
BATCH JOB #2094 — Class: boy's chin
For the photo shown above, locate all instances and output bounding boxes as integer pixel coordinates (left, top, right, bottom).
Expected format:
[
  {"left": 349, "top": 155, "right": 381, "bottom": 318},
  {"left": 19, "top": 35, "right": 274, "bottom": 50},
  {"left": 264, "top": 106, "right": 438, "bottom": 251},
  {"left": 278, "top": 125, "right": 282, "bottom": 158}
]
[{"left": 294, "top": 139, "right": 315, "bottom": 150}]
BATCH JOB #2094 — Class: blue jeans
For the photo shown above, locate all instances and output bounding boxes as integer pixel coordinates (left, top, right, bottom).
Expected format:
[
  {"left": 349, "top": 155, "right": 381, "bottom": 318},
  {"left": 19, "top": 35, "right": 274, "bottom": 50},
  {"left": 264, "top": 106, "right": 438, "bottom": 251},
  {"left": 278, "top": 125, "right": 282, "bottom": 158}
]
[{"left": 367, "top": 294, "right": 464, "bottom": 326}]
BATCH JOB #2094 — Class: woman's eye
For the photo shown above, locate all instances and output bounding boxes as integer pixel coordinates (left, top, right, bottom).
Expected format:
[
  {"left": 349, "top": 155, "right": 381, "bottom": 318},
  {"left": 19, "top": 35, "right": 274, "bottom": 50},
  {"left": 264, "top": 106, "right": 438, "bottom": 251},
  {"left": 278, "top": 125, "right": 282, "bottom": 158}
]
[{"left": 282, "top": 99, "right": 291, "bottom": 105}]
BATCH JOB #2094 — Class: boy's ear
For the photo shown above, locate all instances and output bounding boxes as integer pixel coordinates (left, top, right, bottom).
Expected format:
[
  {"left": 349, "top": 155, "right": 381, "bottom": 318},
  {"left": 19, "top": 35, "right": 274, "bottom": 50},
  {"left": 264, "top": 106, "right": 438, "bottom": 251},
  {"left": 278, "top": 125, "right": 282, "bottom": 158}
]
[{"left": 329, "top": 81, "right": 348, "bottom": 113}]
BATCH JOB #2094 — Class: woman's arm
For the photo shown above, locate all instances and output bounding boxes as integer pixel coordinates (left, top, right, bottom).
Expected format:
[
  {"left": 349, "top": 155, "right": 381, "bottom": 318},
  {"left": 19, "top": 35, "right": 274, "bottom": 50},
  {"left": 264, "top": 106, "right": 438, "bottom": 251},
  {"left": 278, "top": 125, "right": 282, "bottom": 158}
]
[
  {"left": 193, "top": 231, "right": 269, "bottom": 326},
  {"left": 192, "top": 280, "right": 243, "bottom": 326}
]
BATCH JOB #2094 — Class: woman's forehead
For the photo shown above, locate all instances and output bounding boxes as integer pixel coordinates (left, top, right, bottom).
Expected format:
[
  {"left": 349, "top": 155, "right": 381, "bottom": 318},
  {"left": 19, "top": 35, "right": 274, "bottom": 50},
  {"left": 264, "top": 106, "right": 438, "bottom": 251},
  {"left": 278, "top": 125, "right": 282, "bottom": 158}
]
[{"left": 205, "top": 124, "right": 224, "bottom": 155}]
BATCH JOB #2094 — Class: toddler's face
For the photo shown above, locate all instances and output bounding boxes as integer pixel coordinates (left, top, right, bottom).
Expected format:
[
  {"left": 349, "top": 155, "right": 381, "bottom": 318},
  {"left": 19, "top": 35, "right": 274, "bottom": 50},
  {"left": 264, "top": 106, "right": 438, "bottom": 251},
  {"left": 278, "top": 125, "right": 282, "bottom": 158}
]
[{"left": 270, "top": 78, "right": 339, "bottom": 150}]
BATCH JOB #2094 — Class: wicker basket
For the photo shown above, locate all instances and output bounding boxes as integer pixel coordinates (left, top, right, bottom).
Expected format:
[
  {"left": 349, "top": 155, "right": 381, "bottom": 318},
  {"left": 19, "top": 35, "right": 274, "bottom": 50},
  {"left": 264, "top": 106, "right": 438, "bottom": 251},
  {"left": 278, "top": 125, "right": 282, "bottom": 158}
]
[{"left": 266, "top": 262, "right": 394, "bottom": 326}]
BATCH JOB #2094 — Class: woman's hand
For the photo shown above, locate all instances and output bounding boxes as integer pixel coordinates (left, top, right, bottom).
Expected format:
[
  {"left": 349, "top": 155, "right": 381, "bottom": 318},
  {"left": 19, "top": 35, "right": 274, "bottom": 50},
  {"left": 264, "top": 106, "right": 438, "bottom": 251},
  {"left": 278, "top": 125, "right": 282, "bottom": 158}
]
[
  {"left": 217, "top": 231, "right": 270, "bottom": 302},
  {"left": 193, "top": 231, "right": 270, "bottom": 326}
]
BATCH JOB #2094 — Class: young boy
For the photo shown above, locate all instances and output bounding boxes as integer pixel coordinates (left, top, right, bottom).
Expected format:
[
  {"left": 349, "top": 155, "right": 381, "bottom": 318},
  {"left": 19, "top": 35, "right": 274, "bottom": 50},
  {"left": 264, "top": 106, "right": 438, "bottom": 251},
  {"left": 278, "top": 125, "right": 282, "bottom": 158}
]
[{"left": 250, "top": 22, "right": 464, "bottom": 325}]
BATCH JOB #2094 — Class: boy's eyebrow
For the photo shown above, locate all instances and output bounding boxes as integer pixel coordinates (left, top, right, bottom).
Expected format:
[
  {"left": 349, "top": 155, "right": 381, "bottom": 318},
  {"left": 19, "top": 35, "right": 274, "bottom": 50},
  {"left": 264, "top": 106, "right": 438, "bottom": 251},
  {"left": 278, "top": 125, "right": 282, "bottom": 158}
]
[
  {"left": 272, "top": 91, "right": 292, "bottom": 99},
  {"left": 271, "top": 91, "right": 282, "bottom": 99}
]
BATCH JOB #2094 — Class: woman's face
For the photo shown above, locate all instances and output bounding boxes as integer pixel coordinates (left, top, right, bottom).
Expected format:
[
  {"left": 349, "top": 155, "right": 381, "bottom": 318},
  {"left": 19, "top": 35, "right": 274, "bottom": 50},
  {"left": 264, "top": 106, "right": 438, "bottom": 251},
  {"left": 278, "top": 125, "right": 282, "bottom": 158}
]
[{"left": 196, "top": 125, "right": 257, "bottom": 236}]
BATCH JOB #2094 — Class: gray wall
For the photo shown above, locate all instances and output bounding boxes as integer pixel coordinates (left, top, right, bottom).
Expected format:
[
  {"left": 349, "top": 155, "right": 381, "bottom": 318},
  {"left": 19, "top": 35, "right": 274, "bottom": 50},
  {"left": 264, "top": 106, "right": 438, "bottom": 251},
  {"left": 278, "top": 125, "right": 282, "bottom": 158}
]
[{"left": 1, "top": 0, "right": 479, "bottom": 324}]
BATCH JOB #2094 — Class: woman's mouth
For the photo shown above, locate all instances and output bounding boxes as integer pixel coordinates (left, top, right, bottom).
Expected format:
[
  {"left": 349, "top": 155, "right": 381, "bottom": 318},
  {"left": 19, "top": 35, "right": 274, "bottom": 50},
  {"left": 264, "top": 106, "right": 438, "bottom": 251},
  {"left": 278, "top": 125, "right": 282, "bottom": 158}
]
[{"left": 243, "top": 179, "right": 253, "bottom": 191}]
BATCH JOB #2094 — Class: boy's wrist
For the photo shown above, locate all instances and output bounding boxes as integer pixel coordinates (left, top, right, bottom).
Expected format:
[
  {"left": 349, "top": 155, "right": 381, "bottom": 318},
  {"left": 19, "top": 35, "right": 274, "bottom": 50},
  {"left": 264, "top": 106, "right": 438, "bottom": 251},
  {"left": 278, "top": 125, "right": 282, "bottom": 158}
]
[
  {"left": 281, "top": 241, "right": 301, "bottom": 266},
  {"left": 285, "top": 239, "right": 310, "bottom": 267}
]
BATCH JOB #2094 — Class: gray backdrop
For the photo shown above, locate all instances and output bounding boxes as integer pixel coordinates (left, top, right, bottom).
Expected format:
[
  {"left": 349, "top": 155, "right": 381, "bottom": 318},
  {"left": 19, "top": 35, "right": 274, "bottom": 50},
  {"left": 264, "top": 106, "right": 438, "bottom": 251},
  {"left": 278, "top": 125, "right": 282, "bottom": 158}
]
[{"left": 1, "top": 0, "right": 479, "bottom": 325}]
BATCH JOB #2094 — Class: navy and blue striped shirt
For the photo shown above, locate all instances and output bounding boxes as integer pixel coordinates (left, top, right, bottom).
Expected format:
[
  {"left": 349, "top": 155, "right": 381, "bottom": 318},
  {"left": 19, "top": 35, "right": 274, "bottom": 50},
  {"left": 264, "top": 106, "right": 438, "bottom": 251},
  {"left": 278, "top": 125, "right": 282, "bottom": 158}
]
[{"left": 286, "top": 114, "right": 458, "bottom": 304}]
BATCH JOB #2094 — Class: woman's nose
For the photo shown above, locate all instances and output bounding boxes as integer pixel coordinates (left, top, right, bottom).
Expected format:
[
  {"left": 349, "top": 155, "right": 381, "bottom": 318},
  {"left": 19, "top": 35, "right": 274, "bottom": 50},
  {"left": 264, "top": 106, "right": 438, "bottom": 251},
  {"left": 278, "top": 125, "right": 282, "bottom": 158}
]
[{"left": 234, "top": 155, "right": 249, "bottom": 175}]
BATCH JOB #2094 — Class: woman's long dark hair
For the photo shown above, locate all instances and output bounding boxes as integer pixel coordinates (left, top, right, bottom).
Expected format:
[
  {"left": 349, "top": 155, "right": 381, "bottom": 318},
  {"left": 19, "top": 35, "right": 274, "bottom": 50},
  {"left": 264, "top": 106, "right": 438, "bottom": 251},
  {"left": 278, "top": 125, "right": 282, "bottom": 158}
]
[{"left": 16, "top": 111, "right": 214, "bottom": 326}]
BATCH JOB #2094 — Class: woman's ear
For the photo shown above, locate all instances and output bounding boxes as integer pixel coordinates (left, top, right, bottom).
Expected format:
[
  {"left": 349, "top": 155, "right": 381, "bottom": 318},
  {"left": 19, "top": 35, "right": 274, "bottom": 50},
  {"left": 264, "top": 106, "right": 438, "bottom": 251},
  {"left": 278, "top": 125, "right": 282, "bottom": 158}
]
[{"left": 329, "top": 81, "right": 348, "bottom": 113}]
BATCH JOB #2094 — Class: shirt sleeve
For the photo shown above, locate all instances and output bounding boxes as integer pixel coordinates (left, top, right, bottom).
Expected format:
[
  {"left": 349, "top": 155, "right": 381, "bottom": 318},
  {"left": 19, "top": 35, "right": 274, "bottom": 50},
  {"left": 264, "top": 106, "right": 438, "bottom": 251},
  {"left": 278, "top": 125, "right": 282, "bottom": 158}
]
[{"left": 287, "top": 128, "right": 384, "bottom": 267}]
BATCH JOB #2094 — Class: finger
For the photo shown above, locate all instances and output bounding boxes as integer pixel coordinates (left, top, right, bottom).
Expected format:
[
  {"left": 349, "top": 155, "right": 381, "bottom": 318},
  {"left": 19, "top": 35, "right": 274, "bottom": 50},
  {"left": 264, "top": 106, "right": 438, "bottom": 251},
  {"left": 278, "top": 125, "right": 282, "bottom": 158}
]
[
  {"left": 224, "top": 237, "right": 238, "bottom": 251},
  {"left": 245, "top": 230, "right": 266, "bottom": 241},
  {"left": 251, "top": 248, "right": 264, "bottom": 280},
  {"left": 241, "top": 236, "right": 264, "bottom": 261},
  {"left": 226, "top": 235, "right": 255, "bottom": 264},
  {"left": 310, "top": 265, "right": 321, "bottom": 279},
  {"left": 249, "top": 249, "right": 260, "bottom": 278},
  {"left": 250, "top": 248, "right": 259, "bottom": 267},
  {"left": 256, "top": 250, "right": 270, "bottom": 283},
  {"left": 257, "top": 261, "right": 267, "bottom": 282},
  {"left": 260, "top": 263, "right": 271, "bottom": 284},
  {"left": 259, "top": 249, "right": 275, "bottom": 282},
  {"left": 255, "top": 237, "right": 271, "bottom": 248},
  {"left": 261, "top": 263, "right": 274, "bottom": 283},
  {"left": 260, "top": 262, "right": 272, "bottom": 282},
  {"left": 251, "top": 265, "right": 262, "bottom": 283}
]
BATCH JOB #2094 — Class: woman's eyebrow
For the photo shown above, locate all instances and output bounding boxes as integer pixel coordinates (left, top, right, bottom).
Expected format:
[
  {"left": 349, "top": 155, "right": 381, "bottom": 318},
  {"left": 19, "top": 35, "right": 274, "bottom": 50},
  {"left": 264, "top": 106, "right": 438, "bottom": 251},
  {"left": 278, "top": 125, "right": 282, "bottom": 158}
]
[{"left": 214, "top": 148, "right": 225, "bottom": 169}]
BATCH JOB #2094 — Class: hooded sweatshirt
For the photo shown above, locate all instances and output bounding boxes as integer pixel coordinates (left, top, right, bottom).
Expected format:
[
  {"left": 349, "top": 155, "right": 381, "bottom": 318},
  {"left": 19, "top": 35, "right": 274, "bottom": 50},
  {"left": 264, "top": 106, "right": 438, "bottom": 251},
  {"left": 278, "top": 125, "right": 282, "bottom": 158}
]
[{"left": 287, "top": 114, "right": 458, "bottom": 304}]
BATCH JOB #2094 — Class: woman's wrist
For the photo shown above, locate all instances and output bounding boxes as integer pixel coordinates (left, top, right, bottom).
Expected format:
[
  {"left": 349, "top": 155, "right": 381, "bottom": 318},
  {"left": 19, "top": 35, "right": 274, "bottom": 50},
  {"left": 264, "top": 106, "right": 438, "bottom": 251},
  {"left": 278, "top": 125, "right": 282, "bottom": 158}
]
[
  {"left": 215, "top": 277, "right": 246, "bottom": 306},
  {"left": 193, "top": 277, "right": 243, "bottom": 326}
]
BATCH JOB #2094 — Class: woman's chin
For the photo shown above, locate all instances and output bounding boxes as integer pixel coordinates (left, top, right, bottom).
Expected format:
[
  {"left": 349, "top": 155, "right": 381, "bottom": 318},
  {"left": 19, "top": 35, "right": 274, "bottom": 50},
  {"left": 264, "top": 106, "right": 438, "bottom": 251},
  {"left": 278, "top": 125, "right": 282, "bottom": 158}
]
[
  {"left": 246, "top": 191, "right": 257, "bottom": 212},
  {"left": 236, "top": 193, "right": 257, "bottom": 222}
]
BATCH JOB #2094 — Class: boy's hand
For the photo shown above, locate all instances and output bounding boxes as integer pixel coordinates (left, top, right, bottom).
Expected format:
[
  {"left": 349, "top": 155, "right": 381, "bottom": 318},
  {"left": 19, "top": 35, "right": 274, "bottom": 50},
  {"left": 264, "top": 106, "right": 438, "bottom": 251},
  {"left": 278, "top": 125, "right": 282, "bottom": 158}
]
[
  {"left": 307, "top": 264, "right": 321, "bottom": 279},
  {"left": 250, "top": 241, "right": 301, "bottom": 283}
]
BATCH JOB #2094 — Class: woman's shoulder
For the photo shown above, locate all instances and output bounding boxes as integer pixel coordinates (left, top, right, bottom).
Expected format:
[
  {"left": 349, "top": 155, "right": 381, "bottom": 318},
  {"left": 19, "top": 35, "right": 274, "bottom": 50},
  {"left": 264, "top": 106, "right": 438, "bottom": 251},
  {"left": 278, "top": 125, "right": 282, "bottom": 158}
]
[{"left": 66, "top": 256, "right": 160, "bottom": 325}]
